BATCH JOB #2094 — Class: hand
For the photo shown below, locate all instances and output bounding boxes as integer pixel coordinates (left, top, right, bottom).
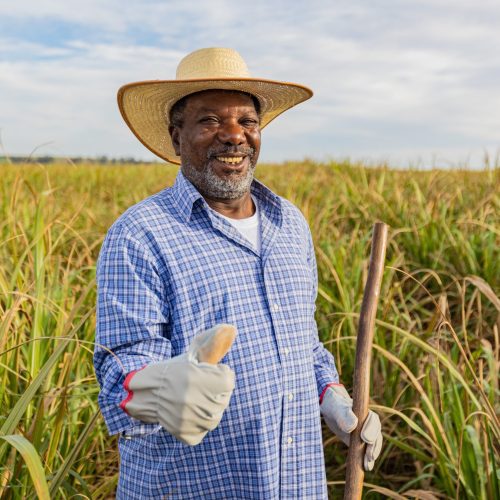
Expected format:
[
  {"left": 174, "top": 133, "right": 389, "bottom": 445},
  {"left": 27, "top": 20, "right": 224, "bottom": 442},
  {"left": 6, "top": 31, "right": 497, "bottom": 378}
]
[
  {"left": 120, "top": 325, "right": 236, "bottom": 446},
  {"left": 320, "top": 384, "right": 382, "bottom": 471}
]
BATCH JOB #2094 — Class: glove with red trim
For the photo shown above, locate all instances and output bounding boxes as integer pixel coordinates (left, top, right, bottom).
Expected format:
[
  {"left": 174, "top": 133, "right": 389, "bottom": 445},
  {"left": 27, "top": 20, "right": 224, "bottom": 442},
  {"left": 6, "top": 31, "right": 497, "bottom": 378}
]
[
  {"left": 120, "top": 325, "right": 236, "bottom": 446},
  {"left": 320, "top": 384, "right": 383, "bottom": 471}
]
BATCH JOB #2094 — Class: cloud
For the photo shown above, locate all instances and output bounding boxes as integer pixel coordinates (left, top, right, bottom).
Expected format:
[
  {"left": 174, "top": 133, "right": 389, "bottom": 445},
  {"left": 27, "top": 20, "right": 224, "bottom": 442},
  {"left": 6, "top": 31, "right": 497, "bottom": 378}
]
[
  {"left": 0, "top": 41, "right": 184, "bottom": 159},
  {"left": 1, "top": 0, "right": 499, "bottom": 167}
]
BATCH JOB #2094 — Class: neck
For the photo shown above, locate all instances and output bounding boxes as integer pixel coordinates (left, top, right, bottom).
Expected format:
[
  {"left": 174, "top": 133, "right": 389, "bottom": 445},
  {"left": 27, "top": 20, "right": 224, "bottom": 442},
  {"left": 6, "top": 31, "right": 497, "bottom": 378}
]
[{"left": 204, "top": 191, "right": 255, "bottom": 219}]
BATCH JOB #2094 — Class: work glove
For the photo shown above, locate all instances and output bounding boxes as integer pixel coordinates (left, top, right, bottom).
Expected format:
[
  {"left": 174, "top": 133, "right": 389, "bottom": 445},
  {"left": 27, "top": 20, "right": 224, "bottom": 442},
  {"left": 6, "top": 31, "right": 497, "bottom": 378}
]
[
  {"left": 320, "top": 384, "right": 383, "bottom": 471},
  {"left": 120, "top": 325, "right": 236, "bottom": 446}
]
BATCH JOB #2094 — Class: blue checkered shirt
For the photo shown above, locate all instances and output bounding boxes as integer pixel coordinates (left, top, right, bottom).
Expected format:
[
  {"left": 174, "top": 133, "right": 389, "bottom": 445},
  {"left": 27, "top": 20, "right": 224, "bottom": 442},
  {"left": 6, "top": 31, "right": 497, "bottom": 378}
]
[{"left": 94, "top": 171, "right": 339, "bottom": 499}]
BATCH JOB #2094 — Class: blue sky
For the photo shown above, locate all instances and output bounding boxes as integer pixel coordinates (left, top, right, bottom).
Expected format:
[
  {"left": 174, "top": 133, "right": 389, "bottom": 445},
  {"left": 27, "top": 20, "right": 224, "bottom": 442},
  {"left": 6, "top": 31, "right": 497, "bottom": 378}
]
[{"left": 1, "top": 0, "right": 499, "bottom": 167}]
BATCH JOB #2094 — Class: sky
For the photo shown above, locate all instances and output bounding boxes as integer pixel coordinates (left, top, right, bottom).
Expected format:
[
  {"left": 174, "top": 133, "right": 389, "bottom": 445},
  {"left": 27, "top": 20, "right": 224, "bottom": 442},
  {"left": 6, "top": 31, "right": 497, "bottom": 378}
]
[{"left": 1, "top": 0, "right": 499, "bottom": 168}]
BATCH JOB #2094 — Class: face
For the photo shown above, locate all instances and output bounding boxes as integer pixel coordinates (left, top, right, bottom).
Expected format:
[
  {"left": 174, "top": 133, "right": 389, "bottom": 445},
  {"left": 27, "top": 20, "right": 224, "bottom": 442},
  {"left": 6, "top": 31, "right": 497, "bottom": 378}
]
[{"left": 169, "top": 90, "right": 261, "bottom": 200}]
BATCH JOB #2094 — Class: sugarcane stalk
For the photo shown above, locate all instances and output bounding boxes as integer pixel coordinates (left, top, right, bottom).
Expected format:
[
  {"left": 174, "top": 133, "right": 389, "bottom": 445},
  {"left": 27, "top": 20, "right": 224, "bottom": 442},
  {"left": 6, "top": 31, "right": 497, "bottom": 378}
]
[{"left": 344, "top": 222, "right": 388, "bottom": 500}]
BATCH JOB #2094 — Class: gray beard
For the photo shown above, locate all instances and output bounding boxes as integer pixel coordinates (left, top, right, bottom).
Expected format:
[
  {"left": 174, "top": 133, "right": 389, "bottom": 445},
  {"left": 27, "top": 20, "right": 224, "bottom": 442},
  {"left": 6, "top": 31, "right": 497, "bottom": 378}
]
[{"left": 181, "top": 160, "right": 256, "bottom": 200}]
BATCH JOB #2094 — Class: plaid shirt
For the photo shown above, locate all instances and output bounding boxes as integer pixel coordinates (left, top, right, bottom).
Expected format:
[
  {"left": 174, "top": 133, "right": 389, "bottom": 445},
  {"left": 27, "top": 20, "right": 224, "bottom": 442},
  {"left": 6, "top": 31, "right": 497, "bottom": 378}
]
[{"left": 94, "top": 171, "right": 339, "bottom": 499}]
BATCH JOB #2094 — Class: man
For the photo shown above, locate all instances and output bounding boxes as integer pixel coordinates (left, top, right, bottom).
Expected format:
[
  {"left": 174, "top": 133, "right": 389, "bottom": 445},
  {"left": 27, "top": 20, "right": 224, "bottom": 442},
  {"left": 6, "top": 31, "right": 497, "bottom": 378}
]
[{"left": 94, "top": 47, "right": 382, "bottom": 499}]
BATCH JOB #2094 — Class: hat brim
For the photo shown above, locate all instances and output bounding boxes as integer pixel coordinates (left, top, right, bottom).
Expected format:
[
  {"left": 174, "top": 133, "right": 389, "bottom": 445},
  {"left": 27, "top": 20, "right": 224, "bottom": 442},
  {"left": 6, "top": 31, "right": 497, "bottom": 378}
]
[{"left": 117, "top": 78, "right": 313, "bottom": 164}]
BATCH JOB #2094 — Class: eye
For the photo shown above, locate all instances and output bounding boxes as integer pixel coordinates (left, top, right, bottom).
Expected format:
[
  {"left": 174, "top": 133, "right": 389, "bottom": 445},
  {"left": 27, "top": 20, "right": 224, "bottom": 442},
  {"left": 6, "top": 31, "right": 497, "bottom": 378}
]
[
  {"left": 241, "top": 118, "right": 259, "bottom": 127},
  {"left": 199, "top": 116, "right": 219, "bottom": 124}
]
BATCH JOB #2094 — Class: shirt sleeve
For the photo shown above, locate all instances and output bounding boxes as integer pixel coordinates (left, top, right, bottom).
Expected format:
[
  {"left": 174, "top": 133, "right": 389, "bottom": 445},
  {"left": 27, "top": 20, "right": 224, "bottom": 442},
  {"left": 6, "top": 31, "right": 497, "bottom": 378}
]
[
  {"left": 305, "top": 224, "right": 340, "bottom": 397},
  {"left": 94, "top": 222, "right": 172, "bottom": 435}
]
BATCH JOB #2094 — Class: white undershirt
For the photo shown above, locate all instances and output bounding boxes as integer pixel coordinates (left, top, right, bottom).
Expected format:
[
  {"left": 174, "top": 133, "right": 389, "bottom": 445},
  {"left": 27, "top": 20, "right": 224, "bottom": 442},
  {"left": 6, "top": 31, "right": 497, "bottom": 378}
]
[{"left": 218, "top": 196, "right": 261, "bottom": 253}]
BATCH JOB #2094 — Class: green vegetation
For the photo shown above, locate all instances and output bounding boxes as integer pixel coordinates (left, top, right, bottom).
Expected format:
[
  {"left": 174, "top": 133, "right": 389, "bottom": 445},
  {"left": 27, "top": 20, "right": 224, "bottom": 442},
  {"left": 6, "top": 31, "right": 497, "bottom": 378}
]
[{"left": 0, "top": 161, "right": 498, "bottom": 499}]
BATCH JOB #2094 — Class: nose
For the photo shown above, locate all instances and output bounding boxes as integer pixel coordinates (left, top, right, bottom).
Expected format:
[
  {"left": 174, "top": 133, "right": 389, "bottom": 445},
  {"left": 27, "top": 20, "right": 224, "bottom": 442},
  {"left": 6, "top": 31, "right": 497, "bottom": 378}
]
[{"left": 217, "top": 121, "right": 245, "bottom": 146}]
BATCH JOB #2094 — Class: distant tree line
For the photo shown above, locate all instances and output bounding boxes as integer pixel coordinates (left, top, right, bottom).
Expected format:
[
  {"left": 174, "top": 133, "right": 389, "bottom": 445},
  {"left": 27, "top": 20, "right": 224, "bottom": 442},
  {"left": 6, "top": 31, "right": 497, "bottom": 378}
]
[{"left": 0, "top": 156, "right": 160, "bottom": 165}]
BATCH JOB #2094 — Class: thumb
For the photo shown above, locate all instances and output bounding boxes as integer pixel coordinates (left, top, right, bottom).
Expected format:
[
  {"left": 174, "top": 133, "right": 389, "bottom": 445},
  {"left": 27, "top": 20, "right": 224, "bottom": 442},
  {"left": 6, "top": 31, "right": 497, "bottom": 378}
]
[{"left": 188, "top": 324, "right": 237, "bottom": 364}]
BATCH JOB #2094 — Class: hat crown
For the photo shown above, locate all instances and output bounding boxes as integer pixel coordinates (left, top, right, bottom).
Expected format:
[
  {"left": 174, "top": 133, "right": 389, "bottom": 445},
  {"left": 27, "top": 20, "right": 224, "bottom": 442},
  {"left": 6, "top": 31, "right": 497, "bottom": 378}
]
[{"left": 176, "top": 47, "right": 251, "bottom": 80}]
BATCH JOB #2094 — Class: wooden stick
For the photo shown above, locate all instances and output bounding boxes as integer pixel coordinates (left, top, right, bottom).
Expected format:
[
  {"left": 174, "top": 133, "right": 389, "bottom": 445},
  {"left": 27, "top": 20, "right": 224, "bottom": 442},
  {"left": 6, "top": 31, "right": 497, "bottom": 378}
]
[{"left": 343, "top": 222, "right": 388, "bottom": 500}]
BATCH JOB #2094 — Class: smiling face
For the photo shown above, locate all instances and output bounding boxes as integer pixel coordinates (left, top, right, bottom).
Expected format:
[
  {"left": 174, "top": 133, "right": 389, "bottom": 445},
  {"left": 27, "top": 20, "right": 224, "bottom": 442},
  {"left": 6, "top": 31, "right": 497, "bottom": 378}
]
[{"left": 169, "top": 90, "right": 261, "bottom": 200}]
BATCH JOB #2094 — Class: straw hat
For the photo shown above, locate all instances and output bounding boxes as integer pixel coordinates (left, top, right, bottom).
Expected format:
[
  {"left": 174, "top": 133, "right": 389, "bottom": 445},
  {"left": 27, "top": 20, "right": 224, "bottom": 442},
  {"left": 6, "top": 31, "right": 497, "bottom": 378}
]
[{"left": 117, "top": 47, "right": 313, "bottom": 164}]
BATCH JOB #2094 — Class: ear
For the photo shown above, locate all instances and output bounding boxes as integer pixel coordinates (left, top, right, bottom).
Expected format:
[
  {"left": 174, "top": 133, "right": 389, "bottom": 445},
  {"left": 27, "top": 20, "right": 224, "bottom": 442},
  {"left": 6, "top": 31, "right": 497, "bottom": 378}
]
[{"left": 169, "top": 125, "right": 181, "bottom": 156}]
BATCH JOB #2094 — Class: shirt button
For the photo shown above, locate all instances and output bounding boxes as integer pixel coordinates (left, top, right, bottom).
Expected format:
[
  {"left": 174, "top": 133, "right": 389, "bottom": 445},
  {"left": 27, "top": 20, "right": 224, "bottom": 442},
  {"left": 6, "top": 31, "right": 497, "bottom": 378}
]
[
  {"left": 288, "top": 393, "right": 294, "bottom": 401},
  {"left": 283, "top": 347, "right": 290, "bottom": 356},
  {"left": 287, "top": 437, "right": 293, "bottom": 445},
  {"left": 272, "top": 303, "right": 280, "bottom": 312}
]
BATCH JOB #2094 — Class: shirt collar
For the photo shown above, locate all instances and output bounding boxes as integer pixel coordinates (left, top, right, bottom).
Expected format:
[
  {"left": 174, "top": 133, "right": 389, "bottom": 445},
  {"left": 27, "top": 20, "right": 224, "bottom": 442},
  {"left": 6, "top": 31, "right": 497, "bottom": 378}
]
[
  {"left": 250, "top": 178, "right": 282, "bottom": 214},
  {"left": 170, "top": 171, "right": 205, "bottom": 222},
  {"left": 170, "top": 169, "right": 282, "bottom": 223}
]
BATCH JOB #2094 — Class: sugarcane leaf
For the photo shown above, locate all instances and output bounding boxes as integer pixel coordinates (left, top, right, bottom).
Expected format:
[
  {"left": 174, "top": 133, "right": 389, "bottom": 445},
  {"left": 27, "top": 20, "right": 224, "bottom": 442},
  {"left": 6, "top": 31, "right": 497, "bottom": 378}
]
[{"left": 0, "top": 434, "right": 50, "bottom": 500}]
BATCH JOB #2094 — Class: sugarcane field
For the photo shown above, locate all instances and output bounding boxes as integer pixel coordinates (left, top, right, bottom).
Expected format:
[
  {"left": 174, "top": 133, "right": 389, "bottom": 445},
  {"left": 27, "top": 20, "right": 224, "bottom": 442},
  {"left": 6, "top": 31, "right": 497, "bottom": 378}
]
[{"left": 0, "top": 160, "right": 498, "bottom": 498}]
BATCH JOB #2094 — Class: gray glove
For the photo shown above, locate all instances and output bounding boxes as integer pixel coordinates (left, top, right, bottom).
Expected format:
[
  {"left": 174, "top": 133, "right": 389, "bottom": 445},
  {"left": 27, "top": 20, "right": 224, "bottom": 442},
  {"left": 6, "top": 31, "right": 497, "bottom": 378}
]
[
  {"left": 320, "top": 384, "right": 383, "bottom": 471},
  {"left": 120, "top": 326, "right": 236, "bottom": 446}
]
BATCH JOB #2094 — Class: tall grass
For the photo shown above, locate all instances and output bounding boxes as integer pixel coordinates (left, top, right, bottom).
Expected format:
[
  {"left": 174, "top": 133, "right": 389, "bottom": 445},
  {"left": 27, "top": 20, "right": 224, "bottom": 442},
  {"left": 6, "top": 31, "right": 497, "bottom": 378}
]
[{"left": 0, "top": 161, "right": 498, "bottom": 499}]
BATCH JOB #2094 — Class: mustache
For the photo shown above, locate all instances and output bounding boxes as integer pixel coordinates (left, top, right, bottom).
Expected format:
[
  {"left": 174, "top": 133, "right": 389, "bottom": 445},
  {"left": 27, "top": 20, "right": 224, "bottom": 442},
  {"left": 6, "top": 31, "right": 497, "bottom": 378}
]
[{"left": 206, "top": 145, "right": 255, "bottom": 159}]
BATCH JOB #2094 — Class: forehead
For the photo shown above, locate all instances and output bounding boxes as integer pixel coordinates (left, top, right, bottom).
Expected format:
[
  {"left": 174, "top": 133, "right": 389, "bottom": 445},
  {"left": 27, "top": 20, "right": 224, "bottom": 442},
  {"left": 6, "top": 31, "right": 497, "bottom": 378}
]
[{"left": 183, "top": 90, "right": 257, "bottom": 113}]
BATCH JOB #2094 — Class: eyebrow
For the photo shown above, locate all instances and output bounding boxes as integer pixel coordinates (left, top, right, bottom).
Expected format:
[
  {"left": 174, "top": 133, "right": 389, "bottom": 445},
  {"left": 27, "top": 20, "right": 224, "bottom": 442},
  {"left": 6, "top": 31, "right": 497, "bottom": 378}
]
[{"left": 195, "top": 106, "right": 258, "bottom": 114}]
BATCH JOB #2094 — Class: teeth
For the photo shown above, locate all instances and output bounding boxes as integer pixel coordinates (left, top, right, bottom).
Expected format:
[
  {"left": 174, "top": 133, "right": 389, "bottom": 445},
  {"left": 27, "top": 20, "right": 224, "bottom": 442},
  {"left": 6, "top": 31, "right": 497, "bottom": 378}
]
[{"left": 216, "top": 156, "right": 243, "bottom": 164}]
